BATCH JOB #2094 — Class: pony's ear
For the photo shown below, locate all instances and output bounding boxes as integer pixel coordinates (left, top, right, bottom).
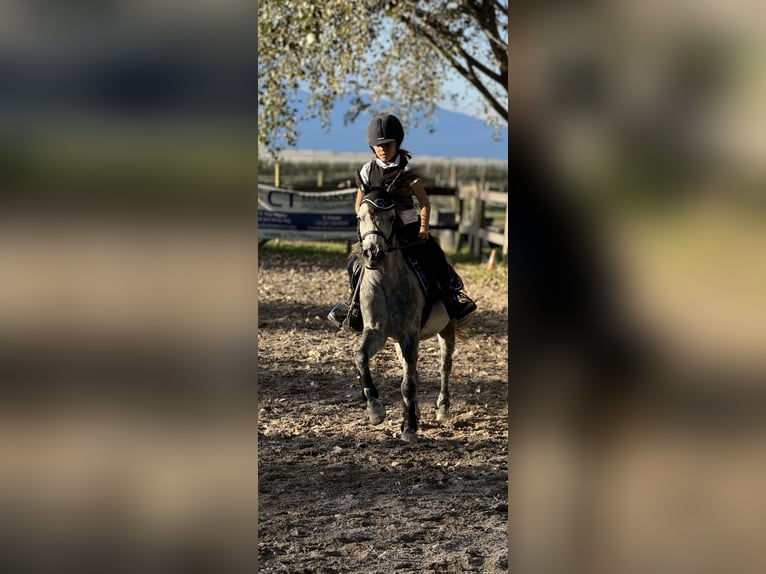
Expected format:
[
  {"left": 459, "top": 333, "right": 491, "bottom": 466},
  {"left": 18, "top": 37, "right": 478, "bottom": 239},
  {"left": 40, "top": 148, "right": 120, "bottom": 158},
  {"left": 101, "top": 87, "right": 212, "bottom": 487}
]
[{"left": 361, "top": 192, "right": 395, "bottom": 211}]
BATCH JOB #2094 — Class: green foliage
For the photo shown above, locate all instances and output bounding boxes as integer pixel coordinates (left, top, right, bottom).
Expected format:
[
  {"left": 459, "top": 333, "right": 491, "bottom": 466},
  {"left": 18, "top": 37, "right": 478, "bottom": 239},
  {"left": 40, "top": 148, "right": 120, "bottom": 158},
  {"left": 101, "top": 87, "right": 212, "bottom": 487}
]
[
  {"left": 258, "top": 0, "right": 508, "bottom": 157},
  {"left": 453, "top": 255, "right": 507, "bottom": 291}
]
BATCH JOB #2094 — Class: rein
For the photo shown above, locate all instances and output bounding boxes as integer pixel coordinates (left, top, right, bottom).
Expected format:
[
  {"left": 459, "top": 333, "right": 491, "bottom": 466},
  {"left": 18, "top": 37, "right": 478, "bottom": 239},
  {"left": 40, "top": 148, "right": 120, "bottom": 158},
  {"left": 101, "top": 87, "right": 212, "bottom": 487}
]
[{"left": 359, "top": 221, "right": 429, "bottom": 255}]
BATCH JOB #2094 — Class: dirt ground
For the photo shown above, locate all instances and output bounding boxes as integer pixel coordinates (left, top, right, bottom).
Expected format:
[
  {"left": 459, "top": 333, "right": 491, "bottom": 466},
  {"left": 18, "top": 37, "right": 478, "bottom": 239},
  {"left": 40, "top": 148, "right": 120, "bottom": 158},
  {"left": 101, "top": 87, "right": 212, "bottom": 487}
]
[{"left": 257, "top": 249, "right": 508, "bottom": 573}]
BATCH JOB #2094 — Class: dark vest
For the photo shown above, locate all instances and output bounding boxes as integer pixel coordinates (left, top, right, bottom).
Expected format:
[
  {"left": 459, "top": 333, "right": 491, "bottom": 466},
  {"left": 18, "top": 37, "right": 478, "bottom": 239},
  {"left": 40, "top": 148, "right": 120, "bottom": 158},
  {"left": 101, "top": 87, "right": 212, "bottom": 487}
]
[{"left": 356, "top": 151, "right": 415, "bottom": 214}]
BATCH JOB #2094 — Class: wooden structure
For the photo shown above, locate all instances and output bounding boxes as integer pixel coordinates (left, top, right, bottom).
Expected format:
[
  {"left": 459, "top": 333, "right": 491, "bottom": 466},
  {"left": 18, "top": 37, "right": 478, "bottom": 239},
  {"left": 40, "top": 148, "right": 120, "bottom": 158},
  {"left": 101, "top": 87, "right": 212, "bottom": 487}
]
[{"left": 261, "top": 167, "right": 508, "bottom": 261}]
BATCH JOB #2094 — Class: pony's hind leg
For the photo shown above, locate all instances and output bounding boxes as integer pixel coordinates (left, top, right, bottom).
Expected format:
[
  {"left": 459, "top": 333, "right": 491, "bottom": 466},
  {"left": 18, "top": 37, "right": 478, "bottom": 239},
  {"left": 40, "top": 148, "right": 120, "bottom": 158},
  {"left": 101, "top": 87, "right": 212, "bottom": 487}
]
[
  {"left": 436, "top": 322, "right": 456, "bottom": 421},
  {"left": 395, "top": 335, "right": 420, "bottom": 443},
  {"left": 354, "top": 329, "right": 388, "bottom": 425}
]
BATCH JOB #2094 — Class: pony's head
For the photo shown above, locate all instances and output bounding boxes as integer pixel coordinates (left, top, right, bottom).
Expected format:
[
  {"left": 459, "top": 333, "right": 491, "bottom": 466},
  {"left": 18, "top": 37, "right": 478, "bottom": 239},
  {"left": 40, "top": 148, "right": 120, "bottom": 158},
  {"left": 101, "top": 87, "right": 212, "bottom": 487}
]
[{"left": 357, "top": 194, "right": 396, "bottom": 269}]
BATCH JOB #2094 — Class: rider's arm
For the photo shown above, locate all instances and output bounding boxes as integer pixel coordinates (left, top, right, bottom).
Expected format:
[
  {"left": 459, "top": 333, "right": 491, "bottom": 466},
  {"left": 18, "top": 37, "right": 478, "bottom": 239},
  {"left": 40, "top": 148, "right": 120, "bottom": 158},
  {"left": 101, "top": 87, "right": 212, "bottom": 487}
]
[
  {"left": 411, "top": 181, "right": 431, "bottom": 239},
  {"left": 354, "top": 188, "right": 364, "bottom": 214}
]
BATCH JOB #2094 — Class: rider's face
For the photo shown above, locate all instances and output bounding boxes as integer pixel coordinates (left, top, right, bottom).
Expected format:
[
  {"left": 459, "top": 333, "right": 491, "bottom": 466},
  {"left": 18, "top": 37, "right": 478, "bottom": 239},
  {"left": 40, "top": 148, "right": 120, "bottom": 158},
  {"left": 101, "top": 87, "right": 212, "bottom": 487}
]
[{"left": 373, "top": 141, "right": 397, "bottom": 162}]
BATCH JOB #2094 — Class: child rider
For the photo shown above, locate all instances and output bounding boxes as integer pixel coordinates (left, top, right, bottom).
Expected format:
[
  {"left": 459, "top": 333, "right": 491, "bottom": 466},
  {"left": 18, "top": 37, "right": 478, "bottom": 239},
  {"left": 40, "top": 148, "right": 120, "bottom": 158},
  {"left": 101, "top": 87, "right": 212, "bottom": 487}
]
[{"left": 328, "top": 113, "right": 476, "bottom": 331}]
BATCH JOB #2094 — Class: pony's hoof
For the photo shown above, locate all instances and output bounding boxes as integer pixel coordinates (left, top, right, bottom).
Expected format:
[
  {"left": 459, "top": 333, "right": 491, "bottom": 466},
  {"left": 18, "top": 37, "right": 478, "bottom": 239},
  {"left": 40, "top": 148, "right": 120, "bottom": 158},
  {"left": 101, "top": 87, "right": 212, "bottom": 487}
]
[
  {"left": 436, "top": 406, "right": 450, "bottom": 421},
  {"left": 401, "top": 431, "right": 418, "bottom": 444},
  {"left": 367, "top": 400, "right": 386, "bottom": 425},
  {"left": 369, "top": 413, "right": 385, "bottom": 425}
]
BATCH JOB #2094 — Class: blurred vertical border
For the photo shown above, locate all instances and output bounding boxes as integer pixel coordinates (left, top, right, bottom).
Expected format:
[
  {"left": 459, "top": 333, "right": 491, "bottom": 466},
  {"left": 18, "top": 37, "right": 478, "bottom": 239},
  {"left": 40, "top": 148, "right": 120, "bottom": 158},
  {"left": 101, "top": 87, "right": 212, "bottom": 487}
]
[
  {"left": 0, "top": 1, "right": 257, "bottom": 571},
  {"left": 510, "top": 1, "right": 766, "bottom": 573}
]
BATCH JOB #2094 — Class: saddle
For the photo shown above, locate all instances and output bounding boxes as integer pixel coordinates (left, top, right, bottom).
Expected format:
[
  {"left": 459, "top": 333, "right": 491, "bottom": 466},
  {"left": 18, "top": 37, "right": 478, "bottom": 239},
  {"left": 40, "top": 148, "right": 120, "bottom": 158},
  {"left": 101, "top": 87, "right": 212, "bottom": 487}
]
[{"left": 402, "top": 251, "right": 438, "bottom": 302}]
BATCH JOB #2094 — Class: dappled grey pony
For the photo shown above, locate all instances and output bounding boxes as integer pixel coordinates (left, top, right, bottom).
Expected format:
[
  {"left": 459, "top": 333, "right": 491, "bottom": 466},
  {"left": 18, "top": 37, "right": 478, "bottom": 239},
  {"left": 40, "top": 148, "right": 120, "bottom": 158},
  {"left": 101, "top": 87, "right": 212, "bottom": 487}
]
[{"left": 353, "top": 194, "right": 472, "bottom": 443}]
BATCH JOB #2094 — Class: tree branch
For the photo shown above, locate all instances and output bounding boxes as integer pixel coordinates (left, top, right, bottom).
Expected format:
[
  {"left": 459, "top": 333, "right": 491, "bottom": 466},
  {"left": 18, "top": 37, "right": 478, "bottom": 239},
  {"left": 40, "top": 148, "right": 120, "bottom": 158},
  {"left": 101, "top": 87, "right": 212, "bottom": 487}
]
[
  {"left": 409, "top": 7, "right": 504, "bottom": 86},
  {"left": 402, "top": 12, "right": 507, "bottom": 119}
]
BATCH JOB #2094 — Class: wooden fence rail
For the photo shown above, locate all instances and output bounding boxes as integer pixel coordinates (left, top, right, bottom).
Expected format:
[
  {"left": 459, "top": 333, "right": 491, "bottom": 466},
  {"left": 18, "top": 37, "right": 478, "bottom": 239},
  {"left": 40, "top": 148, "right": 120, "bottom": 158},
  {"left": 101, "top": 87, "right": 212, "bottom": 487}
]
[
  {"left": 257, "top": 177, "right": 508, "bottom": 261},
  {"left": 452, "top": 181, "right": 508, "bottom": 259}
]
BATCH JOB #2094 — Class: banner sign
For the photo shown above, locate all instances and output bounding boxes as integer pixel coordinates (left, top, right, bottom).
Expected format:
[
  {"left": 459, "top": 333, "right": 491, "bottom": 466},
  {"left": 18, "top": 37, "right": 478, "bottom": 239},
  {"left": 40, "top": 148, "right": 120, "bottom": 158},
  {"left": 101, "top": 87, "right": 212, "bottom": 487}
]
[{"left": 258, "top": 185, "right": 358, "bottom": 241}]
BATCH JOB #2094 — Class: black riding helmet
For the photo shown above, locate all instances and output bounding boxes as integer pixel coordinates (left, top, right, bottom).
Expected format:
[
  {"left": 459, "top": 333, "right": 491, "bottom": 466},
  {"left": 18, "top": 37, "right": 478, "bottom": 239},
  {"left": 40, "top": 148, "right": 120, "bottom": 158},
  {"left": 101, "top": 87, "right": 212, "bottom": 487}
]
[{"left": 367, "top": 114, "right": 404, "bottom": 148}]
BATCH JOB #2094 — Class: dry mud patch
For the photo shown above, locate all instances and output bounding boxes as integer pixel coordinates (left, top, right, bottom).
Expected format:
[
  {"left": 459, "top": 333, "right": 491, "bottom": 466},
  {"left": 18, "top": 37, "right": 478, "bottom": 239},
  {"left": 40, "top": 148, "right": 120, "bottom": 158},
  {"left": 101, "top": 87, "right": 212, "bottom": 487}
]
[{"left": 258, "top": 251, "right": 508, "bottom": 573}]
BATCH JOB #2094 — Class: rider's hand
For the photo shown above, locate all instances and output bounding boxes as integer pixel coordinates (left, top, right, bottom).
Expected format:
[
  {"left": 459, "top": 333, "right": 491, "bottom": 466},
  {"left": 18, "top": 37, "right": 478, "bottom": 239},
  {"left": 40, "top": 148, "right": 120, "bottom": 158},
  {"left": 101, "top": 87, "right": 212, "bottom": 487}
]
[{"left": 417, "top": 230, "right": 429, "bottom": 241}]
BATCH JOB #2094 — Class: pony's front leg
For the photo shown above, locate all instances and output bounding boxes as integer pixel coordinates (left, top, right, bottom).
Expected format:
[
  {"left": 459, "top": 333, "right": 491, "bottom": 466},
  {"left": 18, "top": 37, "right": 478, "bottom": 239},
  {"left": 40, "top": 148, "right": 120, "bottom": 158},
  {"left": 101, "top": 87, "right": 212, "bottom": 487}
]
[
  {"left": 354, "top": 328, "right": 387, "bottom": 425},
  {"left": 396, "top": 334, "right": 420, "bottom": 443}
]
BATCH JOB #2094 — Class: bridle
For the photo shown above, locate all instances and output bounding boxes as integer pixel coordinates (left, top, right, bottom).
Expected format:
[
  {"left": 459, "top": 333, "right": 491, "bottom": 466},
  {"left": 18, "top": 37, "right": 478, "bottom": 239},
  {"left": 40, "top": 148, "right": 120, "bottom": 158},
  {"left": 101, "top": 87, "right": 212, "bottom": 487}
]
[
  {"left": 358, "top": 196, "right": 398, "bottom": 252},
  {"left": 356, "top": 170, "right": 405, "bottom": 253}
]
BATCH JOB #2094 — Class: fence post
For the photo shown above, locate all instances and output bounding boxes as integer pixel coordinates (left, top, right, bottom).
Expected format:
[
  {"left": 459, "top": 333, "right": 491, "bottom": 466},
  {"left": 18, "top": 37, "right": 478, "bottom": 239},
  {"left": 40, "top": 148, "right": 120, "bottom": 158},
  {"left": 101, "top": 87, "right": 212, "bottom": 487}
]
[
  {"left": 274, "top": 163, "right": 281, "bottom": 187},
  {"left": 455, "top": 184, "right": 466, "bottom": 253},
  {"left": 451, "top": 182, "right": 460, "bottom": 250},
  {"left": 470, "top": 181, "right": 484, "bottom": 257},
  {"left": 317, "top": 169, "right": 324, "bottom": 188}
]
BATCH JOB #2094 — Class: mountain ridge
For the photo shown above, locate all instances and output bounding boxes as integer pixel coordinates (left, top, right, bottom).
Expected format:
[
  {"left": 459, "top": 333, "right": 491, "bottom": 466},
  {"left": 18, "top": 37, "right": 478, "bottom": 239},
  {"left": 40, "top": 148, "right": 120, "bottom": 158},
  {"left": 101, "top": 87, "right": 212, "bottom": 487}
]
[{"left": 289, "top": 94, "right": 507, "bottom": 160}]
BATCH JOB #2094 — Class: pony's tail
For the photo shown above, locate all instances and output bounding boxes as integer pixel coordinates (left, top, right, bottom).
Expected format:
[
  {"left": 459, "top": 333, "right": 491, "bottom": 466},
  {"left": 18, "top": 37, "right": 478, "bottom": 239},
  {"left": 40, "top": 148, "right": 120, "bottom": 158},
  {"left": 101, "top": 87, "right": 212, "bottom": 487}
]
[{"left": 454, "top": 313, "right": 474, "bottom": 340}]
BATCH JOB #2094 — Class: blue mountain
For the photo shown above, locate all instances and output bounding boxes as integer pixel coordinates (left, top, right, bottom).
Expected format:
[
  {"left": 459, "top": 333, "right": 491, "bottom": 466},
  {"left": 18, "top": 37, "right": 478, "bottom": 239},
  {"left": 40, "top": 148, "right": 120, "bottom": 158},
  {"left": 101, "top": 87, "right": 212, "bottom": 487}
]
[{"left": 289, "top": 94, "right": 507, "bottom": 160}]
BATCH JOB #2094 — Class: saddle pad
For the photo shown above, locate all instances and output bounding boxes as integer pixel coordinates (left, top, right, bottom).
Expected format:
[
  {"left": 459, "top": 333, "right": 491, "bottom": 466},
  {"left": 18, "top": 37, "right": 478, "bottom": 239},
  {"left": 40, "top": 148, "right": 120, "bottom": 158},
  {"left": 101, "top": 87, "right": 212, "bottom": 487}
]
[{"left": 404, "top": 253, "right": 438, "bottom": 328}]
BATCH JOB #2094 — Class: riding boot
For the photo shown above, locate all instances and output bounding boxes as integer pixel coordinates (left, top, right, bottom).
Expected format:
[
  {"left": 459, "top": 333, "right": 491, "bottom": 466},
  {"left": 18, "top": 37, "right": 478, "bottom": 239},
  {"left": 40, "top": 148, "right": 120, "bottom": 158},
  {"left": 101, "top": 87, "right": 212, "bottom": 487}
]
[
  {"left": 419, "top": 236, "right": 477, "bottom": 320},
  {"left": 346, "top": 259, "right": 364, "bottom": 331},
  {"left": 443, "top": 290, "right": 477, "bottom": 320},
  {"left": 327, "top": 258, "right": 364, "bottom": 332}
]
